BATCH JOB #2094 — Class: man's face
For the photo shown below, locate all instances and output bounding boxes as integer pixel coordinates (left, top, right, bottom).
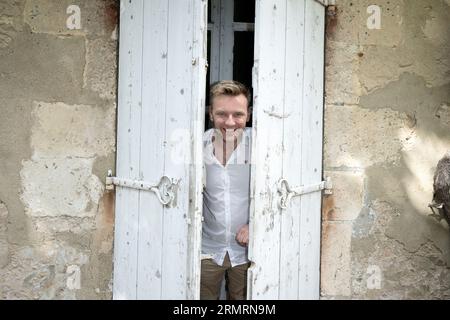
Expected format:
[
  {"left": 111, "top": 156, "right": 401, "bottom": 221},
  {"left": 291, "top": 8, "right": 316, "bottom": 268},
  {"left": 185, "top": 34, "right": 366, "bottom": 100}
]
[{"left": 210, "top": 93, "right": 250, "bottom": 142}]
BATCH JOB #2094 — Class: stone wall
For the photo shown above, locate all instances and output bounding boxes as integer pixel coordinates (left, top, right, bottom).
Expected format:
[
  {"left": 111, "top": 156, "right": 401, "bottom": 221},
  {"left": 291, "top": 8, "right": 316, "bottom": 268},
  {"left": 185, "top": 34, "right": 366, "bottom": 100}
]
[
  {"left": 0, "top": 0, "right": 118, "bottom": 299},
  {"left": 321, "top": 0, "right": 450, "bottom": 299}
]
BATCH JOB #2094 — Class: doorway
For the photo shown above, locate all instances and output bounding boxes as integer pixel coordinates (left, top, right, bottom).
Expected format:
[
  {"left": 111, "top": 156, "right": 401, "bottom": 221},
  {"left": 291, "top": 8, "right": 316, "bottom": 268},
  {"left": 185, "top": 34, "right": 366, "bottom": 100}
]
[
  {"left": 204, "top": 0, "right": 255, "bottom": 299},
  {"left": 205, "top": 0, "right": 255, "bottom": 130},
  {"left": 112, "top": 0, "right": 325, "bottom": 300}
]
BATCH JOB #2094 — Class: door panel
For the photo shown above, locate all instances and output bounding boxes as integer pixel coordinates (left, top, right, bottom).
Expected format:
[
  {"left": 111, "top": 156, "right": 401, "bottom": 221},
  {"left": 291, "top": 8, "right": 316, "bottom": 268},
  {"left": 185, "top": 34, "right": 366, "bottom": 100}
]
[
  {"left": 114, "top": 0, "right": 207, "bottom": 300},
  {"left": 114, "top": 0, "right": 144, "bottom": 300},
  {"left": 248, "top": 0, "right": 325, "bottom": 300}
]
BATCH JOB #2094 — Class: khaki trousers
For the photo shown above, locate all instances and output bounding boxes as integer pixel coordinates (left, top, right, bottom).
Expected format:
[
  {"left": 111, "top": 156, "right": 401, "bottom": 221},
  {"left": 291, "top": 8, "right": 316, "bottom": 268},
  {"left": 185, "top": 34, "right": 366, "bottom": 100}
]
[{"left": 200, "top": 252, "right": 250, "bottom": 300}]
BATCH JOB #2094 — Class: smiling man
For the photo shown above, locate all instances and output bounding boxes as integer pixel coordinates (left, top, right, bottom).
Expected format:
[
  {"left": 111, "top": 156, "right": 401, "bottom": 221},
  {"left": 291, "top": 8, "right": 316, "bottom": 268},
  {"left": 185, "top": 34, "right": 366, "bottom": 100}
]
[{"left": 201, "top": 80, "right": 252, "bottom": 300}]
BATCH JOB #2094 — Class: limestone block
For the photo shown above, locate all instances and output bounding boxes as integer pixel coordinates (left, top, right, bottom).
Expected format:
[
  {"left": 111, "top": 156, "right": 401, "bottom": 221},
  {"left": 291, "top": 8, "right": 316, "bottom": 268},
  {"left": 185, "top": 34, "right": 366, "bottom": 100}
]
[
  {"left": 325, "top": 3, "right": 358, "bottom": 45},
  {"left": 324, "top": 105, "right": 412, "bottom": 168},
  {"left": 322, "top": 170, "right": 364, "bottom": 221},
  {"left": 0, "top": 14, "right": 22, "bottom": 48},
  {"left": 31, "top": 101, "right": 115, "bottom": 158},
  {"left": 325, "top": 41, "right": 362, "bottom": 105},
  {"left": 0, "top": 202, "right": 10, "bottom": 268},
  {"left": 52, "top": 244, "right": 89, "bottom": 269},
  {"left": 357, "top": 46, "right": 410, "bottom": 93},
  {"left": 21, "top": 157, "right": 103, "bottom": 217},
  {"left": 32, "top": 217, "right": 96, "bottom": 236},
  {"left": 354, "top": 0, "right": 450, "bottom": 92},
  {"left": 84, "top": 39, "right": 117, "bottom": 100},
  {"left": 436, "top": 103, "right": 450, "bottom": 127},
  {"left": 326, "top": 0, "right": 403, "bottom": 47},
  {"left": 357, "top": 0, "right": 403, "bottom": 47},
  {"left": 0, "top": 33, "right": 85, "bottom": 101},
  {"left": 351, "top": 227, "right": 450, "bottom": 299},
  {"left": 23, "top": 265, "right": 56, "bottom": 291},
  {"left": 0, "top": 0, "right": 24, "bottom": 48},
  {"left": 320, "top": 221, "right": 352, "bottom": 297},
  {"left": 422, "top": 13, "right": 450, "bottom": 47},
  {"left": 24, "top": 0, "right": 118, "bottom": 36},
  {"left": 0, "top": 0, "right": 24, "bottom": 17},
  {"left": 360, "top": 44, "right": 449, "bottom": 94},
  {"left": 0, "top": 243, "right": 89, "bottom": 299}
]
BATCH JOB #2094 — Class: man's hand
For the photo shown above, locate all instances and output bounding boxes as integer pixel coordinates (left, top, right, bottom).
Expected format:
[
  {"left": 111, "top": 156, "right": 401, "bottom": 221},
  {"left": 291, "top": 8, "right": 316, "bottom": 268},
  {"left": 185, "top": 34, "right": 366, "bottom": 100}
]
[{"left": 235, "top": 224, "right": 249, "bottom": 247}]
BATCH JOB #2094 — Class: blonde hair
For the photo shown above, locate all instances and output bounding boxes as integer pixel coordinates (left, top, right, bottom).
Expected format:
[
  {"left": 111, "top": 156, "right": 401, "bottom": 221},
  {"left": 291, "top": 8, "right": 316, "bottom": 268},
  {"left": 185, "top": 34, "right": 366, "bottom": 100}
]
[{"left": 209, "top": 80, "right": 251, "bottom": 109}]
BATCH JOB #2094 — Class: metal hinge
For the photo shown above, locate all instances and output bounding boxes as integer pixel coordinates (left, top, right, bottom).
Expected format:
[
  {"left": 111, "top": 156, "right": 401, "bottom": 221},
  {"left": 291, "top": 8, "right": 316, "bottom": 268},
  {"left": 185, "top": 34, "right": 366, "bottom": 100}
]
[
  {"left": 277, "top": 177, "right": 333, "bottom": 209},
  {"left": 105, "top": 170, "right": 179, "bottom": 207},
  {"left": 314, "top": 0, "right": 336, "bottom": 6}
]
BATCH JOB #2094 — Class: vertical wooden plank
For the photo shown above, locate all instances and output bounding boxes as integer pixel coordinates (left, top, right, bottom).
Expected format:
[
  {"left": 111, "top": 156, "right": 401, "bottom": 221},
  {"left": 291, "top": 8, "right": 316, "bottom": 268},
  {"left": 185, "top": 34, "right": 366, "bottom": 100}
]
[
  {"left": 279, "top": 0, "right": 305, "bottom": 300},
  {"left": 219, "top": 0, "right": 234, "bottom": 80},
  {"left": 186, "top": 0, "right": 208, "bottom": 300},
  {"left": 113, "top": 0, "right": 144, "bottom": 300},
  {"left": 114, "top": 0, "right": 206, "bottom": 300},
  {"left": 210, "top": 0, "right": 220, "bottom": 84},
  {"left": 136, "top": 0, "right": 168, "bottom": 299},
  {"left": 161, "top": 0, "right": 195, "bottom": 299},
  {"left": 248, "top": 0, "right": 286, "bottom": 300},
  {"left": 298, "top": 0, "right": 325, "bottom": 300}
]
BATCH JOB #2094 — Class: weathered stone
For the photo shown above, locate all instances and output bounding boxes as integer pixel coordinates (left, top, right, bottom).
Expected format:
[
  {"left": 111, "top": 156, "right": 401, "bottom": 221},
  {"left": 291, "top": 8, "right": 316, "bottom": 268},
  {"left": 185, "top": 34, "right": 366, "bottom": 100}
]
[
  {"left": 0, "top": 32, "right": 85, "bottom": 101},
  {"left": 30, "top": 101, "right": 115, "bottom": 158},
  {"left": 359, "top": 73, "right": 450, "bottom": 136},
  {"left": 359, "top": 1, "right": 450, "bottom": 91},
  {"left": 326, "top": 0, "right": 403, "bottom": 47},
  {"left": 32, "top": 217, "right": 96, "bottom": 238},
  {"left": 365, "top": 165, "right": 450, "bottom": 264},
  {"left": 325, "top": 41, "right": 361, "bottom": 105},
  {"left": 24, "top": 0, "right": 118, "bottom": 37},
  {"left": 321, "top": 222, "right": 352, "bottom": 297},
  {"left": 352, "top": 220, "right": 450, "bottom": 299},
  {"left": 0, "top": 0, "right": 25, "bottom": 17},
  {"left": 324, "top": 105, "right": 413, "bottom": 168},
  {"left": 323, "top": 170, "right": 365, "bottom": 221},
  {"left": 352, "top": 206, "right": 376, "bottom": 239},
  {"left": 0, "top": 15, "right": 22, "bottom": 48},
  {"left": 21, "top": 157, "right": 103, "bottom": 218},
  {"left": 0, "top": 0, "right": 117, "bottom": 300},
  {"left": 0, "top": 99, "right": 33, "bottom": 246},
  {"left": 325, "top": 2, "right": 358, "bottom": 46},
  {"left": 358, "top": 0, "right": 404, "bottom": 47},
  {"left": 23, "top": 265, "right": 55, "bottom": 290},
  {"left": 361, "top": 45, "right": 447, "bottom": 93},
  {"left": 84, "top": 39, "right": 117, "bottom": 100},
  {"left": 0, "top": 243, "right": 90, "bottom": 299},
  {"left": 0, "top": 202, "right": 10, "bottom": 268},
  {"left": 0, "top": 0, "right": 24, "bottom": 48},
  {"left": 436, "top": 103, "right": 450, "bottom": 127}
]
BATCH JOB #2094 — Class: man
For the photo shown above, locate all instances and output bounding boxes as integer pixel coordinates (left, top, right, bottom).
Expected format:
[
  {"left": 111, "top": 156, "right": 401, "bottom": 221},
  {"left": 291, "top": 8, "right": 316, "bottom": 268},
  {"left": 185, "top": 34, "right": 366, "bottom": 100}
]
[{"left": 201, "top": 80, "right": 252, "bottom": 300}]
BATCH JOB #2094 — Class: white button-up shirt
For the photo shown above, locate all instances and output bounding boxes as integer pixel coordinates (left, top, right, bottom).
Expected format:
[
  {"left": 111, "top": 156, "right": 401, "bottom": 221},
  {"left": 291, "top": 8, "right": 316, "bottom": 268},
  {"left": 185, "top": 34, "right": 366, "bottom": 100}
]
[{"left": 202, "top": 127, "right": 252, "bottom": 267}]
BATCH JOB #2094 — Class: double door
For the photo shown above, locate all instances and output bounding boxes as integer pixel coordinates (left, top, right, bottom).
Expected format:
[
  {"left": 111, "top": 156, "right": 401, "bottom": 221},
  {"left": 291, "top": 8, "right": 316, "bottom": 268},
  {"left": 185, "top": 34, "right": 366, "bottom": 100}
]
[{"left": 113, "top": 0, "right": 326, "bottom": 299}]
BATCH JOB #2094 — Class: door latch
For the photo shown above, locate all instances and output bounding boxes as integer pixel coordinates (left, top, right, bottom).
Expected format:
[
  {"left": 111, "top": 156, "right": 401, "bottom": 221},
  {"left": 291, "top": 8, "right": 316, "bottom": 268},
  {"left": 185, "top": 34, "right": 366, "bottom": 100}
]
[
  {"left": 106, "top": 170, "right": 179, "bottom": 207},
  {"left": 277, "top": 177, "right": 333, "bottom": 209}
]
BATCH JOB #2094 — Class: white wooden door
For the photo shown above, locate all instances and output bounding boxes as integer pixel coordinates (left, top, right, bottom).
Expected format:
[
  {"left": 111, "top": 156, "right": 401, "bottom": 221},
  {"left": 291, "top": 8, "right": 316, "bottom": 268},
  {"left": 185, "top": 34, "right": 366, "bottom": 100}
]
[
  {"left": 248, "top": 0, "right": 325, "bottom": 299},
  {"left": 113, "top": 0, "right": 207, "bottom": 299}
]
